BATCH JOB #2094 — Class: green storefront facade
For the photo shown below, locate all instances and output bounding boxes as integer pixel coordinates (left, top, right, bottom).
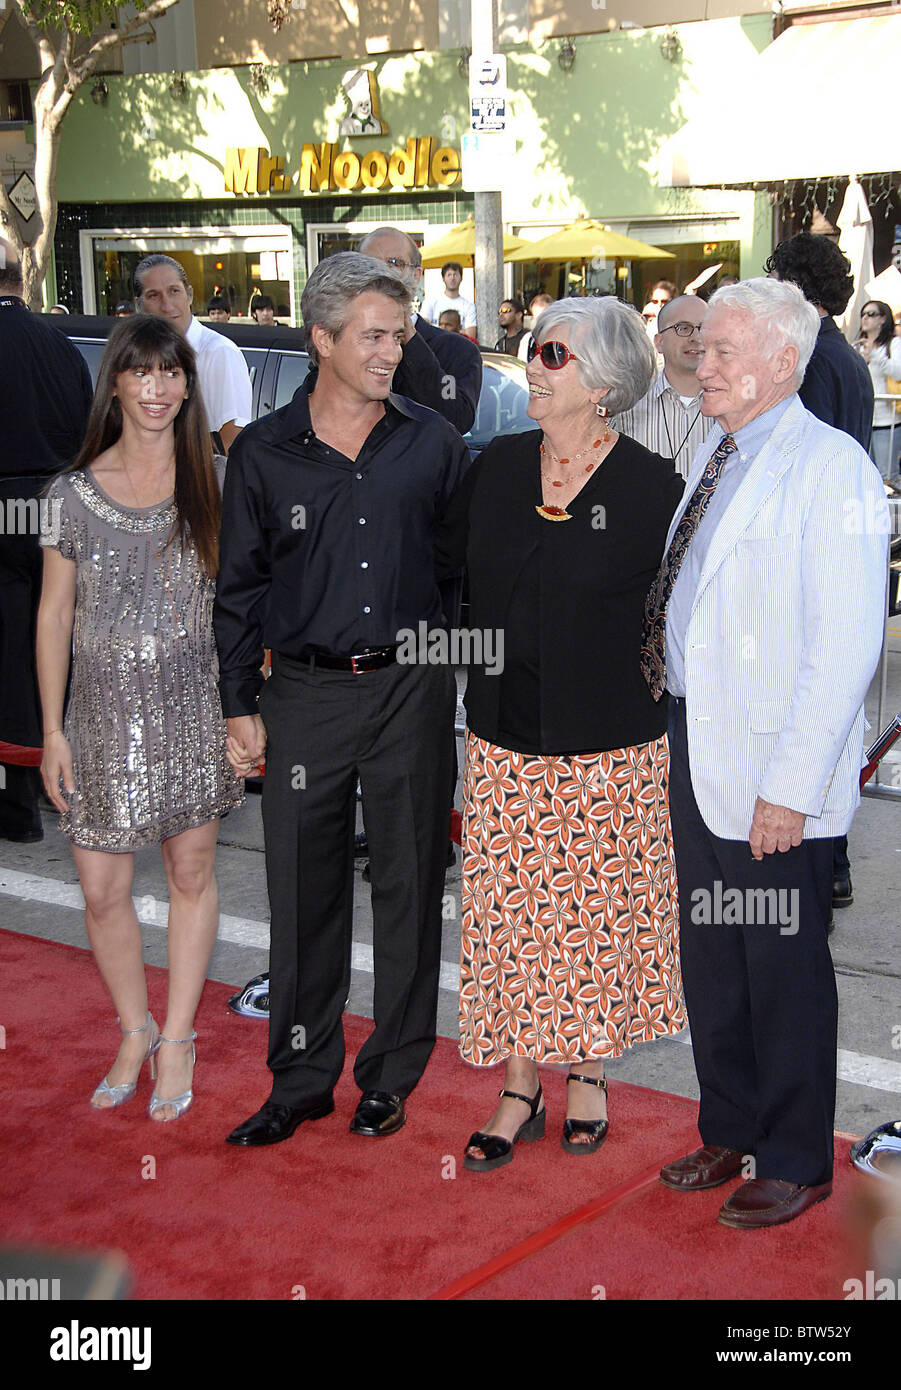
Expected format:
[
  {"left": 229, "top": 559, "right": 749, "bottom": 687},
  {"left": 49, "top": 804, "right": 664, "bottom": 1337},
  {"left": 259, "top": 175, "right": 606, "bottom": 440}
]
[{"left": 51, "top": 16, "right": 774, "bottom": 319}]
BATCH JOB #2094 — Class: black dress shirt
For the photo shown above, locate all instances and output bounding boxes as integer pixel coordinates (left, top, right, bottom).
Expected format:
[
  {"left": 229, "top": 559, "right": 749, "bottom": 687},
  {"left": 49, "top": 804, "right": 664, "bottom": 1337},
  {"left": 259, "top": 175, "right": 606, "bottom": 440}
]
[
  {"left": 0, "top": 297, "right": 93, "bottom": 478},
  {"left": 436, "top": 429, "right": 685, "bottom": 754},
  {"left": 800, "top": 315, "right": 873, "bottom": 450},
  {"left": 214, "top": 371, "right": 470, "bottom": 716}
]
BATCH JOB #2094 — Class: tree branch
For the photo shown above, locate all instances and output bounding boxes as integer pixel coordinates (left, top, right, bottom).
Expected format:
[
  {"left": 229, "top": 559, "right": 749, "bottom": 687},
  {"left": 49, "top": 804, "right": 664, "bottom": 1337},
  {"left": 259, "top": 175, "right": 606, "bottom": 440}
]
[
  {"left": 12, "top": 0, "right": 57, "bottom": 75},
  {"left": 79, "top": 0, "right": 180, "bottom": 63}
]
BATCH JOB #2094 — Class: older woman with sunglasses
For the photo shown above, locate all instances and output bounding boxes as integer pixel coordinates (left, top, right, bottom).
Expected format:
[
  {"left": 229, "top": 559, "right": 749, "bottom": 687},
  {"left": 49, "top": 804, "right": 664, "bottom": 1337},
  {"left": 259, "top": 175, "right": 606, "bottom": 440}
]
[
  {"left": 857, "top": 300, "right": 901, "bottom": 480},
  {"left": 437, "top": 297, "right": 687, "bottom": 1171}
]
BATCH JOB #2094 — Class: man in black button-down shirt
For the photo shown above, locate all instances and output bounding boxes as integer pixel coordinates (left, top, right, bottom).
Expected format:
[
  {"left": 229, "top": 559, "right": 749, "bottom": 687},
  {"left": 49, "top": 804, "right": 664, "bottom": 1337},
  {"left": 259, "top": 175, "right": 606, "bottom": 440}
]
[{"left": 216, "top": 253, "right": 469, "bottom": 1146}]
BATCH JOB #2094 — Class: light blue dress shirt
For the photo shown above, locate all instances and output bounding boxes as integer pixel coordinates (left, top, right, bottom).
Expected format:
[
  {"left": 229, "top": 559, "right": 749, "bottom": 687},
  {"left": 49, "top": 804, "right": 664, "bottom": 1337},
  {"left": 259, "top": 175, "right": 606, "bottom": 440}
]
[{"left": 665, "top": 396, "right": 795, "bottom": 697}]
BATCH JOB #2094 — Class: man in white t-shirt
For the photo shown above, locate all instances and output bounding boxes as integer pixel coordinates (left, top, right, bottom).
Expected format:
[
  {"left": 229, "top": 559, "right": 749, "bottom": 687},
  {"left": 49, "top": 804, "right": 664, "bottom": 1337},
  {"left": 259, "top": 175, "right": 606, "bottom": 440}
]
[
  {"left": 613, "top": 294, "right": 715, "bottom": 478},
  {"left": 135, "top": 254, "right": 252, "bottom": 452},
  {"left": 418, "top": 261, "right": 477, "bottom": 340}
]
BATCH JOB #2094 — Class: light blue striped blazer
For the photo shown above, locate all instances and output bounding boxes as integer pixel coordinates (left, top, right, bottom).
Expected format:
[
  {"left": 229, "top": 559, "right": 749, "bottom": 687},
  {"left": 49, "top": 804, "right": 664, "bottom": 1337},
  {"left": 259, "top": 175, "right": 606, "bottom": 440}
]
[{"left": 669, "top": 395, "right": 889, "bottom": 840}]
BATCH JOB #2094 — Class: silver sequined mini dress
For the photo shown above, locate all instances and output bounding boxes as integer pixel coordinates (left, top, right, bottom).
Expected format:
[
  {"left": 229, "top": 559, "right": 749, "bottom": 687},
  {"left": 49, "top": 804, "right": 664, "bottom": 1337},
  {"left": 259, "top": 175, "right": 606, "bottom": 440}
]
[{"left": 40, "top": 469, "right": 244, "bottom": 851}]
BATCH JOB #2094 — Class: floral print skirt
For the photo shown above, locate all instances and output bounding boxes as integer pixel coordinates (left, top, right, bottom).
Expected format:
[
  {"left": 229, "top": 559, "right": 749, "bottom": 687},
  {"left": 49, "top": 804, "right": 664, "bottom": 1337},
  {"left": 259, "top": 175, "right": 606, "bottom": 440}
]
[{"left": 459, "top": 731, "right": 686, "bottom": 1066}]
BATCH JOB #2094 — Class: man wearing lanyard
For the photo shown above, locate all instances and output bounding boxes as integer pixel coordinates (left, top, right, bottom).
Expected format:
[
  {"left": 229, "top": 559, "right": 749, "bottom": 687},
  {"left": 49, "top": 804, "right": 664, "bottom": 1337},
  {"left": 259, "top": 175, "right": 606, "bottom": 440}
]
[
  {"left": 613, "top": 295, "right": 715, "bottom": 478},
  {"left": 216, "top": 253, "right": 469, "bottom": 1146},
  {"left": 0, "top": 249, "right": 93, "bottom": 843}
]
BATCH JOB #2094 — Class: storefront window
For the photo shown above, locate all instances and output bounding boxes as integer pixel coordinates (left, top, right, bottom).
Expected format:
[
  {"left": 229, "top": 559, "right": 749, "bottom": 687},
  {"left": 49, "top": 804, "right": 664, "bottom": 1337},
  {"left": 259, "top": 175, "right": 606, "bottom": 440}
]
[
  {"left": 83, "top": 229, "right": 294, "bottom": 319},
  {"left": 309, "top": 227, "right": 425, "bottom": 263},
  {"left": 510, "top": 226, "right": 740, "bottom": 308},
  {"left": 93, "top": 246, "right": 291, "bottom": 319}
]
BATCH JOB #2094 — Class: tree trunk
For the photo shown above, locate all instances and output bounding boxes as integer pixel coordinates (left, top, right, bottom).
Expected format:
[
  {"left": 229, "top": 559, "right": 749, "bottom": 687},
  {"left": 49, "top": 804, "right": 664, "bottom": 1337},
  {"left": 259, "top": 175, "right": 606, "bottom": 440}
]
[
  {"left": 1, "top": 0, "right": 182, "bottom": 309},
  {"left": 23, "top": 78, "right": 68, "bottom": 310}
]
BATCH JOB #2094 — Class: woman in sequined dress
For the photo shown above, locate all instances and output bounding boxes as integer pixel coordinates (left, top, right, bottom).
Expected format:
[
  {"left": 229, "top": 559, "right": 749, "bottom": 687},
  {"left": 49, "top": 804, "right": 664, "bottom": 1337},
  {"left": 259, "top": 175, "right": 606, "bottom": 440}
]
[{"left": 37, "top": 316, "right": 243, "bottom": 1123}]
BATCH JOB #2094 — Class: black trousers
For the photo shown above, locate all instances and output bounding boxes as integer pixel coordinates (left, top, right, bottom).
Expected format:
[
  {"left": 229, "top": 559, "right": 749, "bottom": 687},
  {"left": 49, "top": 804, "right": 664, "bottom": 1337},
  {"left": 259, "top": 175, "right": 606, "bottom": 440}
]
[
  {"left": 0, "top": 477, "right": 47, "bottom": 837},
  {"left": 259, "top": 653, "right": 455, "bottom": 1107},
  {"left": 668, "top": 698, "right": 837, "bottom": 1186}
]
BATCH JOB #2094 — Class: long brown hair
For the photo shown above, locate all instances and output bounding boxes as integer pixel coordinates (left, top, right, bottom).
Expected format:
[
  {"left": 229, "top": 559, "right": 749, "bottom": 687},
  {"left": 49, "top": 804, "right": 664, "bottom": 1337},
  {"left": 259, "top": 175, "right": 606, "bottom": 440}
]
[{"left": 68, "top": 315, "right": 221, "bottom": 576}]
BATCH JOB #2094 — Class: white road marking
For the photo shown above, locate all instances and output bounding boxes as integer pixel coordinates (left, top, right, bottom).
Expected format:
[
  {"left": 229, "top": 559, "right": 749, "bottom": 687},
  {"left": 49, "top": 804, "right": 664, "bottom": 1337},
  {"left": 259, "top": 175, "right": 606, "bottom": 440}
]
[
  {"left": 3, "top": 868, "right": 900, "bottom": 1092},
  {"left": 0, "top": 866, "right": 462, "bottom": 994}
]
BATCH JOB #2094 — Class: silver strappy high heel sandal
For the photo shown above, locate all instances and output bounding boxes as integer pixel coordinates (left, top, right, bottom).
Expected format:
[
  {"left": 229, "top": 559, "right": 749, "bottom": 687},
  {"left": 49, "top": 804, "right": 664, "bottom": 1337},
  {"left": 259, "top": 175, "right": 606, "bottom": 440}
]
[
  {"left": 149, "top": 1031, "right": 198, "bottom": 1122},
  {"left": 91, "top": 1013, "right": 159, "bottom": 1109}
]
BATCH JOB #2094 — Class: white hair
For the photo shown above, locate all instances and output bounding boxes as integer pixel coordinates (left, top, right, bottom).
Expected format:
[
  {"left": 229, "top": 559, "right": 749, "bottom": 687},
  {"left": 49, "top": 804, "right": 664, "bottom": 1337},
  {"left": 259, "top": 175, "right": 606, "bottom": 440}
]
[
  {"left": 707, "top": 277, "right": 820, "bottom": 388},
  {"left": 534, "top": 296, "right": 657, "bottom": 415}
]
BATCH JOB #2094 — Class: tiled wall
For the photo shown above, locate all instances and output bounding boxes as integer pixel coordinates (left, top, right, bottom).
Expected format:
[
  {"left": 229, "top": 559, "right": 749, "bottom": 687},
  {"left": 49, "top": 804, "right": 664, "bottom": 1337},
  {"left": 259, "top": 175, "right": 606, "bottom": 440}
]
[{"left": 55, "top": 194, "right": 471, "bottom": 314}]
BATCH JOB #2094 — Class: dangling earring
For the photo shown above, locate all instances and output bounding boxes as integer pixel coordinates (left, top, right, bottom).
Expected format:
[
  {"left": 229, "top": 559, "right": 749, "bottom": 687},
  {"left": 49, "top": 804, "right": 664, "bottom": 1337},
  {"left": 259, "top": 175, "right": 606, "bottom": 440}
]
[{"left": 595, "top": 402, "right": 610, "bottom": 443}]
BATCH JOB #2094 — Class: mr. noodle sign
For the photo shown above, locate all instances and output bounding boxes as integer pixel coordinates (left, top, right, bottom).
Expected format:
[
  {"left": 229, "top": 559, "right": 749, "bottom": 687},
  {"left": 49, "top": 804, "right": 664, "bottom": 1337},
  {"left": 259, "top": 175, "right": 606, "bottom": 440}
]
[{"left": 224, "top": 139, "right": 461, "bottom": 196}]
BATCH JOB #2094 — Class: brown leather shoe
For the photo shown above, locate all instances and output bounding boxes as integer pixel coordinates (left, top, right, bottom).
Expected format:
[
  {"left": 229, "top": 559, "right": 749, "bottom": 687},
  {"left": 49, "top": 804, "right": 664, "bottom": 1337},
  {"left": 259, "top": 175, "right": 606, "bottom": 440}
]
[
  {"left": 717, "top": 1177, "right": 832, "bottom": 1229},
  {"left": 659, "top": 1144, "right": 745, "bottom": 1191}
]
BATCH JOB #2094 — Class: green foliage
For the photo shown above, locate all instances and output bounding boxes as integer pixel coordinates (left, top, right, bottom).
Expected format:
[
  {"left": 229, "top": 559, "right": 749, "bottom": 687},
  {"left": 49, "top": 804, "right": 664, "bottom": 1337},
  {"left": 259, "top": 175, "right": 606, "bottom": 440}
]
[{"left": 18, "top": 2, "right": 154, "bottom": 37}]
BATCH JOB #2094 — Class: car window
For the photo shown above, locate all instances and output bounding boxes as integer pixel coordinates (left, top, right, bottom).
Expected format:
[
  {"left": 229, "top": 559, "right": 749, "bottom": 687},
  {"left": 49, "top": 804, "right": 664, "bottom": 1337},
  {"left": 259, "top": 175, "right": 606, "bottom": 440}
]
[
  {"left": 465, "top": 360, "right": 532, "bottom": 452},
  {"left": 239, "top": 346, "right": 269, "bottom": 389},
  {"left": 273, "top": 352, "right": 312, "bottom": 412},
  {"left": 71, "top": 339, "right": 105, "bottom": 387}
]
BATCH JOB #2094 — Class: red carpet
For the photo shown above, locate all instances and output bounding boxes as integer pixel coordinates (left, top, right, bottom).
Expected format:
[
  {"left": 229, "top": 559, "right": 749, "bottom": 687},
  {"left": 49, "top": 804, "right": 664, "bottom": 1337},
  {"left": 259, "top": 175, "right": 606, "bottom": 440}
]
[{"left": 0, "top": 931, "right": 863, "bottom": 1301}]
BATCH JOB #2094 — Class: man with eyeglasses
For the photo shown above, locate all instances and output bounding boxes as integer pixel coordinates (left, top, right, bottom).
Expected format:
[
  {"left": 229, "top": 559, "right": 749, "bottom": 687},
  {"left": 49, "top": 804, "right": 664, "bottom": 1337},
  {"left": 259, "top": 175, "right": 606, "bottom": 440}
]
[
  {"left": 358, "top": 229, "right": 482, "bottom": 436},
  {"left": 613, "top": 295, "right": 716, "bottom": 478}
]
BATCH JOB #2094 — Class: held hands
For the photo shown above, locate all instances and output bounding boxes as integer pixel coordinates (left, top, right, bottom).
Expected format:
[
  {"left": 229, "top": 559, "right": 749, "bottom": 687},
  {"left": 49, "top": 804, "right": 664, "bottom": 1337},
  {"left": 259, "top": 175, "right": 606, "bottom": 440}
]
[
  {"left": 226, "top": 714, "right": 267, "bottom": 778},
  {"left": 41, "top": 731, "right": 74, "bottom": 813},
  {"left": 748, "top": 796, "right": 805, "bottom": 861}
]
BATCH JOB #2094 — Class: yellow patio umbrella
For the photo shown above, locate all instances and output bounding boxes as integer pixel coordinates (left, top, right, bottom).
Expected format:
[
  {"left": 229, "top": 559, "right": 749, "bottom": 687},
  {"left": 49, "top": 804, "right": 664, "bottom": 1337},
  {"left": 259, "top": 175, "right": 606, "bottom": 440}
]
[
  {"left": 419, "top": 216, "right": 527, "bottom": 269},
  {"left": 506, "top": 217, "right": 675, "bottom": 264}
]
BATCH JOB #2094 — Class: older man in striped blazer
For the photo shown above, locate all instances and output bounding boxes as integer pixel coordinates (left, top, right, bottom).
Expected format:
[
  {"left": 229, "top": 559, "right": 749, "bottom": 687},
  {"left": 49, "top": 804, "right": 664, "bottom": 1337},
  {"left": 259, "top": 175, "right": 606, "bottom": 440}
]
[{"left": 642, "top": 278, "right": 888, "bottom": 1229}]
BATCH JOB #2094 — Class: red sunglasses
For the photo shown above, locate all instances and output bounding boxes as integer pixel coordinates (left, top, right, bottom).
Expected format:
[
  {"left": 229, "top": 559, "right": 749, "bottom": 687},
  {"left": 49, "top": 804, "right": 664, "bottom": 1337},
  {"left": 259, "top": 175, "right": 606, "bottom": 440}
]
[{"left": 527, "top": 339, "right": 580, "bottom": 370}]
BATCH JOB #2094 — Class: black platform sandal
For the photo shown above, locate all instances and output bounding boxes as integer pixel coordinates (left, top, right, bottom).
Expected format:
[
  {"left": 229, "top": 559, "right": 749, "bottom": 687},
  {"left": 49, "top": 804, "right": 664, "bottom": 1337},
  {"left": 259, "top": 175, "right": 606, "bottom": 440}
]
[
  {"left": 463, "top": 1084, "right": 546, "bottom": 1172},
  {"left": 561, "top": 1073, "right": 608, "bottom": 1155}
]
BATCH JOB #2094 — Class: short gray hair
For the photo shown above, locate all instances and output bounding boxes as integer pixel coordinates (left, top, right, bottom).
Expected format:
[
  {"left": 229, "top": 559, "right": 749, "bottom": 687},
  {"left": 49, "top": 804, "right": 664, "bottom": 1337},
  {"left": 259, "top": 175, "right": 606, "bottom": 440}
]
[
  {"left": 706, "top": 277, "right": 820, "bottom": 388},
  {"left": 533, "top": 296, "right": 657, "bottom": 415},
  {"left": 134, "top": 253, "right": 190, "bottom": 301},
  {"left": 301, "top": 252, "right": 412, "bottom": 365}
]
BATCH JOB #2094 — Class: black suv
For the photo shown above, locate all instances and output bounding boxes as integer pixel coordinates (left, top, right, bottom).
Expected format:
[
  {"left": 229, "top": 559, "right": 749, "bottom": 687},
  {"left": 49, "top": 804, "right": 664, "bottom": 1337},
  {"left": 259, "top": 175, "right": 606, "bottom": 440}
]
[{"left": 53, "top": 315, "right": 533, "bottom": 457}]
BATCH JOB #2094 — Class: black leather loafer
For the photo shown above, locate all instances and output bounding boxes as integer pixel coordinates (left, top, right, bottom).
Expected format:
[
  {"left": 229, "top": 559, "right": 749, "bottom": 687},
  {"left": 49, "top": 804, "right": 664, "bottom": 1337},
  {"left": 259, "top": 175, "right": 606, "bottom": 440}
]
[
  {"left": 226, "top": 1095, "right": 334, "bottom": 1146},
  {"left": 349, "top": 1090, "right": 406, "bottom": 1137}
]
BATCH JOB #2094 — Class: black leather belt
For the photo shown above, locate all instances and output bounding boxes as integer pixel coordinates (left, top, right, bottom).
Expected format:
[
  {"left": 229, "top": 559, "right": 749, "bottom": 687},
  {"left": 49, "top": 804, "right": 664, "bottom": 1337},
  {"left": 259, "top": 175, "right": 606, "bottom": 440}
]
[{"left": 299, "top": 645, "right": 399, "bottom": 674}]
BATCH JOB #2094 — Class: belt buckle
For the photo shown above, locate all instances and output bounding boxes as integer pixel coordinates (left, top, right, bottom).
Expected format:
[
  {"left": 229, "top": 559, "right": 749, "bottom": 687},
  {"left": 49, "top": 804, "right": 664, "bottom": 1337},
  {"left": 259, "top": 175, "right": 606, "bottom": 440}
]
[{"left": 350, "top": 652, "right": 370, "bottom": 675}]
